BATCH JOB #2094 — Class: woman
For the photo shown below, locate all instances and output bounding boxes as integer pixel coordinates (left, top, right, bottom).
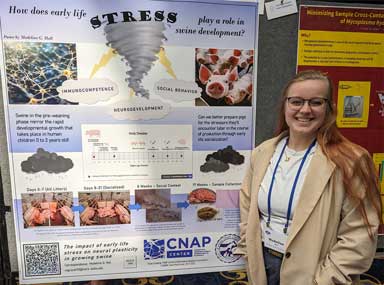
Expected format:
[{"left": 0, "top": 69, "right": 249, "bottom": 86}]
[{"left": 235, "top": 70, "right": 382, "bottom": 285}]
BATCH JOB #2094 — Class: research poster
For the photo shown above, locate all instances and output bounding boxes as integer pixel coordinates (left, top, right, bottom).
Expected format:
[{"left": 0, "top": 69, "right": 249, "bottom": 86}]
[
  {"left": 0, "top": 0, "right": 259, "bottom": 283},
  {"left": 297, "top": 5, "right": 384, "bottom": 228}
]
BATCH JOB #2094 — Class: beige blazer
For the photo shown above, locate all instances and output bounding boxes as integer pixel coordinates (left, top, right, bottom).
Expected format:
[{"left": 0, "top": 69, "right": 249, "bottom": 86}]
[{"left": 235, "top": 134, "right": 379, "bottom": 285}]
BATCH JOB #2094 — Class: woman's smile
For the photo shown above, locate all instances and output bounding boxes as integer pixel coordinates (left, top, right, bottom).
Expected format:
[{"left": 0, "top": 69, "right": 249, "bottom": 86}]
[{"left": 284, "top": 79, "right": 328, "bottom": 145}]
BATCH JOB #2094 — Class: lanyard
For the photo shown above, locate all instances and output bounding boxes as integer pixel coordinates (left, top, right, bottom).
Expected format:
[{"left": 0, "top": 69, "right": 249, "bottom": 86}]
[{"left": 266, "top": 138, "right": 316, "bottom": 234}]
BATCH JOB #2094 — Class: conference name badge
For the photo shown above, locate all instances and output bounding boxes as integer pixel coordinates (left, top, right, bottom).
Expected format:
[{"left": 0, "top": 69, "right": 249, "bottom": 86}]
[{"left": 261, "top": 222, "right": 287, "bottom": 254}]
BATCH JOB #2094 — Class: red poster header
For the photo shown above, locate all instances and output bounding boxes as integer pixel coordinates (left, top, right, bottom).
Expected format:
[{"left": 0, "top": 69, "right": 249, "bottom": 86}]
[{"left": 300, "top": 6, "right": 384, "bottom": 33}]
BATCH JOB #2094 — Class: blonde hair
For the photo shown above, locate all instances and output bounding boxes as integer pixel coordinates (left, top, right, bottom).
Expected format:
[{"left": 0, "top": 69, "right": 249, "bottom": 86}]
[{"left": 275, "top": 70, "right": 382, "bottom": 236}]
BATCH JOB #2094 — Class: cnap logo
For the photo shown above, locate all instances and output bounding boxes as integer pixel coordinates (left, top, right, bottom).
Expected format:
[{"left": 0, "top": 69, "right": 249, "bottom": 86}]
[
  {"left": 144, "top": 239, "right": 165, "bottom": 260},
  {"left": 144, "top": 236, "right": 212, "bottom": 259},
  {"left": 166, "top": 236, "right": 211, "bottom": 258}
]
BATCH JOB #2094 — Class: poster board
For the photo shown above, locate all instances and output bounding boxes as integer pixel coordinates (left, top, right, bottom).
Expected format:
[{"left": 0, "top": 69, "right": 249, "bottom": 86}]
[
  {"left": 0, "top": 0, "right": 259, "bottom": 283},
  {"left": 297, "top": 4, "right": 384, "bottom": 227}
]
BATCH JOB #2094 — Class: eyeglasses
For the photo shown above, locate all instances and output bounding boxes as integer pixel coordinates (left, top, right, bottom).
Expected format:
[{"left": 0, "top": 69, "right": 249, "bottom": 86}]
[{"left": 286, "top": 97, "right": 328, "bottom": 110}]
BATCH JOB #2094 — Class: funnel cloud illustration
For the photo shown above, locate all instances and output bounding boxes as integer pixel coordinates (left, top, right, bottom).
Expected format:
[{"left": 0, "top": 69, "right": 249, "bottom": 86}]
[{"left": 104, "top": 22, "right": 166, "bottom": 98}]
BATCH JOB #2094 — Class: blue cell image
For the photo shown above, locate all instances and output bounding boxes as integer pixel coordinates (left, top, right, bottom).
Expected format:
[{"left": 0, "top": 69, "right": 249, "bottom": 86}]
[
  {"left": 4, "top": 42, "right": 78, "bottom": 105},
  {"left": 144, "top": 239, "right": 165, "bottom": 260}
]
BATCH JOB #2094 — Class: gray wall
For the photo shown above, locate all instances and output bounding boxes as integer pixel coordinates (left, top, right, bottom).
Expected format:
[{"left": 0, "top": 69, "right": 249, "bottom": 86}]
[
  {"left": 256, "top": 6, "right": 298, "bottom": 145},
  {"left": 0, "top": 75, "right": 18, "bottom": 271}
]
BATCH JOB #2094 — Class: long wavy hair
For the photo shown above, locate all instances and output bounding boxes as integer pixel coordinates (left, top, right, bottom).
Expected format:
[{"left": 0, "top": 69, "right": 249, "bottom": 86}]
[{"left": 275, "top": 70, "right": 382, "bottom": 236}]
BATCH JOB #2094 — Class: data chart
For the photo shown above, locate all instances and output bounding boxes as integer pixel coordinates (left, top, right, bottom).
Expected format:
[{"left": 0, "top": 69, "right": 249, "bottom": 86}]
[{"left": 82, "top": 124, "right": 193, "bottom": 180}]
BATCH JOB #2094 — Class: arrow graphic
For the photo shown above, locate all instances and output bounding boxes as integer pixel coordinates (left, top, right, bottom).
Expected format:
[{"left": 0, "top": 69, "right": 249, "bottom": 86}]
[
  {"left": 177, "top": 201, "right": 189, "bottom": 209},
  {"left": 71, "top": 205, "right": 85, "bottom": 212},
  {"left": 129, "top": 204, "right": 142, "bottom": 210}
]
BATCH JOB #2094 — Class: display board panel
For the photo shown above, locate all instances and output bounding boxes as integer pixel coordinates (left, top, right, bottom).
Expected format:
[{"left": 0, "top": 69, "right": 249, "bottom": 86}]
[
  {"left": 297, "top": 4, "right": 384, "bottom": 228},
  {"left": 0, "top": 0, "right": 259, "bottom": 283}
]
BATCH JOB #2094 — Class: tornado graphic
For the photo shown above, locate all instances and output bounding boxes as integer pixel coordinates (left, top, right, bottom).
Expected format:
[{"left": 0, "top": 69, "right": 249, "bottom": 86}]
[{"left": 104, "top": 22, "right": 166, "bottom": 98}]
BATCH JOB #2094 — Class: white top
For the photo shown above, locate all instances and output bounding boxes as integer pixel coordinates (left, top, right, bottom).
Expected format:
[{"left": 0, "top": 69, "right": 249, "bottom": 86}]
[{"left": 258, "top": 137, "right": 317, "bottom": 235}]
